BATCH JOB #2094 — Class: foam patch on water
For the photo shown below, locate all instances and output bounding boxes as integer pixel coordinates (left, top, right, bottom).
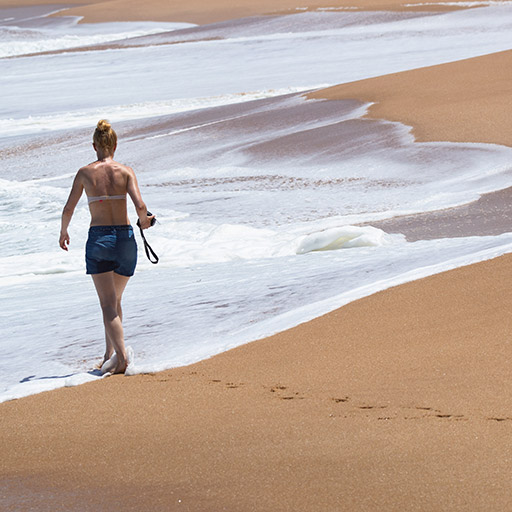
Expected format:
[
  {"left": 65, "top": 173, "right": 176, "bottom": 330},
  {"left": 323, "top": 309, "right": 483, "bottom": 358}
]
[
  {"left": 296, "top": 226, "right": 396, "bottom": 253},
  {"left": 157, "top": 222, "right": 402, "bottom": 265}
]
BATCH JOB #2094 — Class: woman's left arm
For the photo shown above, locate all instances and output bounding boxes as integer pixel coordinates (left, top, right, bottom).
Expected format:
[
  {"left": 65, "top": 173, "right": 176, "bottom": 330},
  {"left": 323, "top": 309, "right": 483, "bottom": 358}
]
[{"left": 59, "top": 170, "right": 84, "bottom": 251}]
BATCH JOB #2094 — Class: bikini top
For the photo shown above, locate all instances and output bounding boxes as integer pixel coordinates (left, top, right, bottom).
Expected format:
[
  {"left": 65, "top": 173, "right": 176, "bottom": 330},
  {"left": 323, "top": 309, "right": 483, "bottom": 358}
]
[{"left": 87, "top": 194, "right": 126, "bottom": 204}]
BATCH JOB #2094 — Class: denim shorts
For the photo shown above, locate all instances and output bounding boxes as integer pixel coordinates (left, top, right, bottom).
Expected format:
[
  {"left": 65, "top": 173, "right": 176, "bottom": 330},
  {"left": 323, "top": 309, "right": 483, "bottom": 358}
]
[{"left": 85, "top": 225, "right": 137, "bottom": 276}]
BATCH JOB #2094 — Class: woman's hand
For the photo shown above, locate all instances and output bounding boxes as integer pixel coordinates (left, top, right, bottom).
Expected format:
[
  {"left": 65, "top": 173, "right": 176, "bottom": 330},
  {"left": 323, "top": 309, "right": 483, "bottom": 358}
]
[
  {"left": 139, "top": 214, "right": 155, "bottom": 230},
  {"left": 59, "top": 230, "right": 70, "bottom": 251}
]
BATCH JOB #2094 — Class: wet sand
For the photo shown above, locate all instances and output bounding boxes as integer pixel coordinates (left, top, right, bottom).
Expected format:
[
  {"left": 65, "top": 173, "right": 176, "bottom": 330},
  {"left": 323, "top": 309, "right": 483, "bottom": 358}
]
[{"left": 368, "top": 186, "right": 512, "bottom": 241}]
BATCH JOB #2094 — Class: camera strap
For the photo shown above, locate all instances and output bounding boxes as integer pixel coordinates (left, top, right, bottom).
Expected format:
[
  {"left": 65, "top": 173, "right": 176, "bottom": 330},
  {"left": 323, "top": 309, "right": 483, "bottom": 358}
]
[{"left": 138, "top": 226, "right": 159, "bottom": 264}]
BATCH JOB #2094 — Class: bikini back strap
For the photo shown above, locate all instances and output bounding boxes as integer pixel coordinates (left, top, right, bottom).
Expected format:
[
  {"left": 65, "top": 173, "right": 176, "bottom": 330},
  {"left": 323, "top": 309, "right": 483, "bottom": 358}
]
[{"left": 88, "top": 194, "right": 127, "bottom": 204}]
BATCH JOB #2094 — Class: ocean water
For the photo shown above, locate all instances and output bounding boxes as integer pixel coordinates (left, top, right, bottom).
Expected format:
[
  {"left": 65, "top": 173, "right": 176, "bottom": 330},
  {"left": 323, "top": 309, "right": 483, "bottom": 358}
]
[{"left": 2, "top": 4, "right": 512, "bottom": 401}]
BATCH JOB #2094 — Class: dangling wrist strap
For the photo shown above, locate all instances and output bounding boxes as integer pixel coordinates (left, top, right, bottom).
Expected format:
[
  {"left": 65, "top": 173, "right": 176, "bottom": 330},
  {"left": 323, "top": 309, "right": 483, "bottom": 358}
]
[{"left": 138, "top": 226, "right": 159, "bottom": 264}]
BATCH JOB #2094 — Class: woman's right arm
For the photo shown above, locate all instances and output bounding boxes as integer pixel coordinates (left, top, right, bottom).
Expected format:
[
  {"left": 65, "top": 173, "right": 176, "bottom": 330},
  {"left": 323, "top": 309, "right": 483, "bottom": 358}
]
[{"left": 126, "top": 167, "right": 154, "bottom": 229}]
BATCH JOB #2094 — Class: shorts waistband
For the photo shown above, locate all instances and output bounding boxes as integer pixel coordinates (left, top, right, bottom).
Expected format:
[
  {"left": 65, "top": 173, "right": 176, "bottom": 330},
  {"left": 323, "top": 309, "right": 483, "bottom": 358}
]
[{"left": 89, "top": 225, "right": 133, "bottom": 232}]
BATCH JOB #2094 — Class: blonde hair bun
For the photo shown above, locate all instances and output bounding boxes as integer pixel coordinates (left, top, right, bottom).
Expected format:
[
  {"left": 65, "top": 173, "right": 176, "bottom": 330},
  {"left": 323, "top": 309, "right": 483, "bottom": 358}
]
[
  {"left": 93, "top": 119, "right": 117, "bottom": 153},
  {"left": 96, "top": 119, "right": 112, "bottom": 132}
]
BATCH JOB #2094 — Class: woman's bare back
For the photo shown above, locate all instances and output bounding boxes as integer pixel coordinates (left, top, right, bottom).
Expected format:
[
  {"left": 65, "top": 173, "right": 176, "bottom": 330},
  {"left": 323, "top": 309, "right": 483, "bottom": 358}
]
[{"left": 81, "top": 159, "right": 133, "bottom": 226}]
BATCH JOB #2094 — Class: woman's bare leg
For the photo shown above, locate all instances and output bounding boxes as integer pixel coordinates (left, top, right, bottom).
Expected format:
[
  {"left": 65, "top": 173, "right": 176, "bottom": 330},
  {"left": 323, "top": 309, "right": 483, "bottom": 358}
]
[
  {"left": 92, "top": 272, "right": 130, "bottom": 374},
  {"left": 100, "top": 336, "right": 114, "bottom": 368},
  {"left": 98, "top": 273, "right": 130, "bottom": 367}
]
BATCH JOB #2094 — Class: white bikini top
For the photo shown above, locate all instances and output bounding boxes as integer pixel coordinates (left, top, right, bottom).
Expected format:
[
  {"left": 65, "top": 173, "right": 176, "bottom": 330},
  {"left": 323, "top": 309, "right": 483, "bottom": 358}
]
[{"left": 87, "top": 194, "right": 126, "bottom": 204}]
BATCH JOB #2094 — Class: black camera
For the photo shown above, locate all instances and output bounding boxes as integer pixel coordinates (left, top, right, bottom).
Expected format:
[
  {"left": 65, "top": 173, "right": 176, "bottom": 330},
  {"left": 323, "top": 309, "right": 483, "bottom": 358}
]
[{"left": 137, "top": 211, "right": 156, "bottom": 228}]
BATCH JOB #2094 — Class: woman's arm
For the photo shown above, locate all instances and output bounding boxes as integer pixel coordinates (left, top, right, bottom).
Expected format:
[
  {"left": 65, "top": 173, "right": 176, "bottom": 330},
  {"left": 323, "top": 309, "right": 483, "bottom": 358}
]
[
  {"left": 59, "top": 170, "right": 84, "bottom": 251},
  {"left": 126, "top": 167, "right": 154, "bottom": 229}
]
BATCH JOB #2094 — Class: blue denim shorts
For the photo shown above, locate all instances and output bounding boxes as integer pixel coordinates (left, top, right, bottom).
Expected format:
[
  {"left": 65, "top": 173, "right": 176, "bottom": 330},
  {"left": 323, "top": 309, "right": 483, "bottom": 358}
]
[{"left": 86, "top": 225, "right": 137, "bottom": 276}]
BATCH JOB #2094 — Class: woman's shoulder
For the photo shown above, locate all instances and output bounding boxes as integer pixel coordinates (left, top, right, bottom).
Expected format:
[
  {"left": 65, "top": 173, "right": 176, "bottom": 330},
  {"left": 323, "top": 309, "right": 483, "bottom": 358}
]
[
  {"left": 78, "top": 160, "right": 100, "bottom": 174},
  {"left": 74, "top": 163, "right": 92, "bottom": 183},
  {"left": 108, "top": 160, "right": 134, "bottom": 174},
  {"left": 115, "top": 162, "right": 136, "bottom": 181}
]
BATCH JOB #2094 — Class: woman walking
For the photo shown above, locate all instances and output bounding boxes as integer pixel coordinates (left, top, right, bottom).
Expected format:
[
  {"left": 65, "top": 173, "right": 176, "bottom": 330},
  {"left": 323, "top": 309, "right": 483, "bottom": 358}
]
[{"left": 59, "top": 120, "right": 154, "bottom": 374}]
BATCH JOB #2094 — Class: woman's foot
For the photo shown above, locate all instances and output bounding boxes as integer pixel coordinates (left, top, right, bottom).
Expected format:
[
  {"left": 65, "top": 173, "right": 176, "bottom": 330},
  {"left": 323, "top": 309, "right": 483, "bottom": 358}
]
[
  {"left": 110, "top": 358, "right": 128, "bottom": 374},
  {"left": 100, "top": 347, "right": 132, "bottom": 375},
  {"left": 95, "top": 351, "right": 114, "bottom": 369}
]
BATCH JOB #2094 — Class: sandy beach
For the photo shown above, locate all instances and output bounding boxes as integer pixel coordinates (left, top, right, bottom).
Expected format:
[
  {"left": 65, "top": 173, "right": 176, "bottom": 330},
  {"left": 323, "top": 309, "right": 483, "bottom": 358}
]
[
  {"left": 3, "top": 254, "right": 512, "bottom": 511},
  {"left": 2, "top": 1, "right": 512, "bottom": 511}
]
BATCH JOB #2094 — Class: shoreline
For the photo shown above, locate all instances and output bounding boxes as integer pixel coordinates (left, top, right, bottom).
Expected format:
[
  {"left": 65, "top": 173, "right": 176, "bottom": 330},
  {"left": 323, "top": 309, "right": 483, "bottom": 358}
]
[{"left": 366, "top": 186, "right": 512, "bottom": 241}]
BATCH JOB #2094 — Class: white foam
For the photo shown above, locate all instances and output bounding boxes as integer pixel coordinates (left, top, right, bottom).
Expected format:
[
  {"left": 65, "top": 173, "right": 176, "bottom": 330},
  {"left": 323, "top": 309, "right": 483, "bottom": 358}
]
[
  {"left": 139, "top": 222, "right": 401, "bottom": 268},
  {"left": 296, "top": 226, "right": 398, "bottom": 253},
  {"left": 0, "top": 220, "right": 400, "bottom": 285},
  {"left": 0, "top": 87, "right": 323, "bottom": 137},
  {"left": 0, "top": 21, "right": 195, "bottom": 58}
]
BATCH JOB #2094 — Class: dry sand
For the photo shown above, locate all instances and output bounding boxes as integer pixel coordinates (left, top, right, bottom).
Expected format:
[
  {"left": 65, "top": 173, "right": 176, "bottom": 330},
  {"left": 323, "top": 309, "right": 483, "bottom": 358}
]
[
  {"left": 0, "top": 0, "right": 494, "bottom": 24},
  {"left": 309, "top": 49, "right": 512, "bottom": 147},
  {"left": 2, "top": 2, "right": 512, "bottom": 511}
]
